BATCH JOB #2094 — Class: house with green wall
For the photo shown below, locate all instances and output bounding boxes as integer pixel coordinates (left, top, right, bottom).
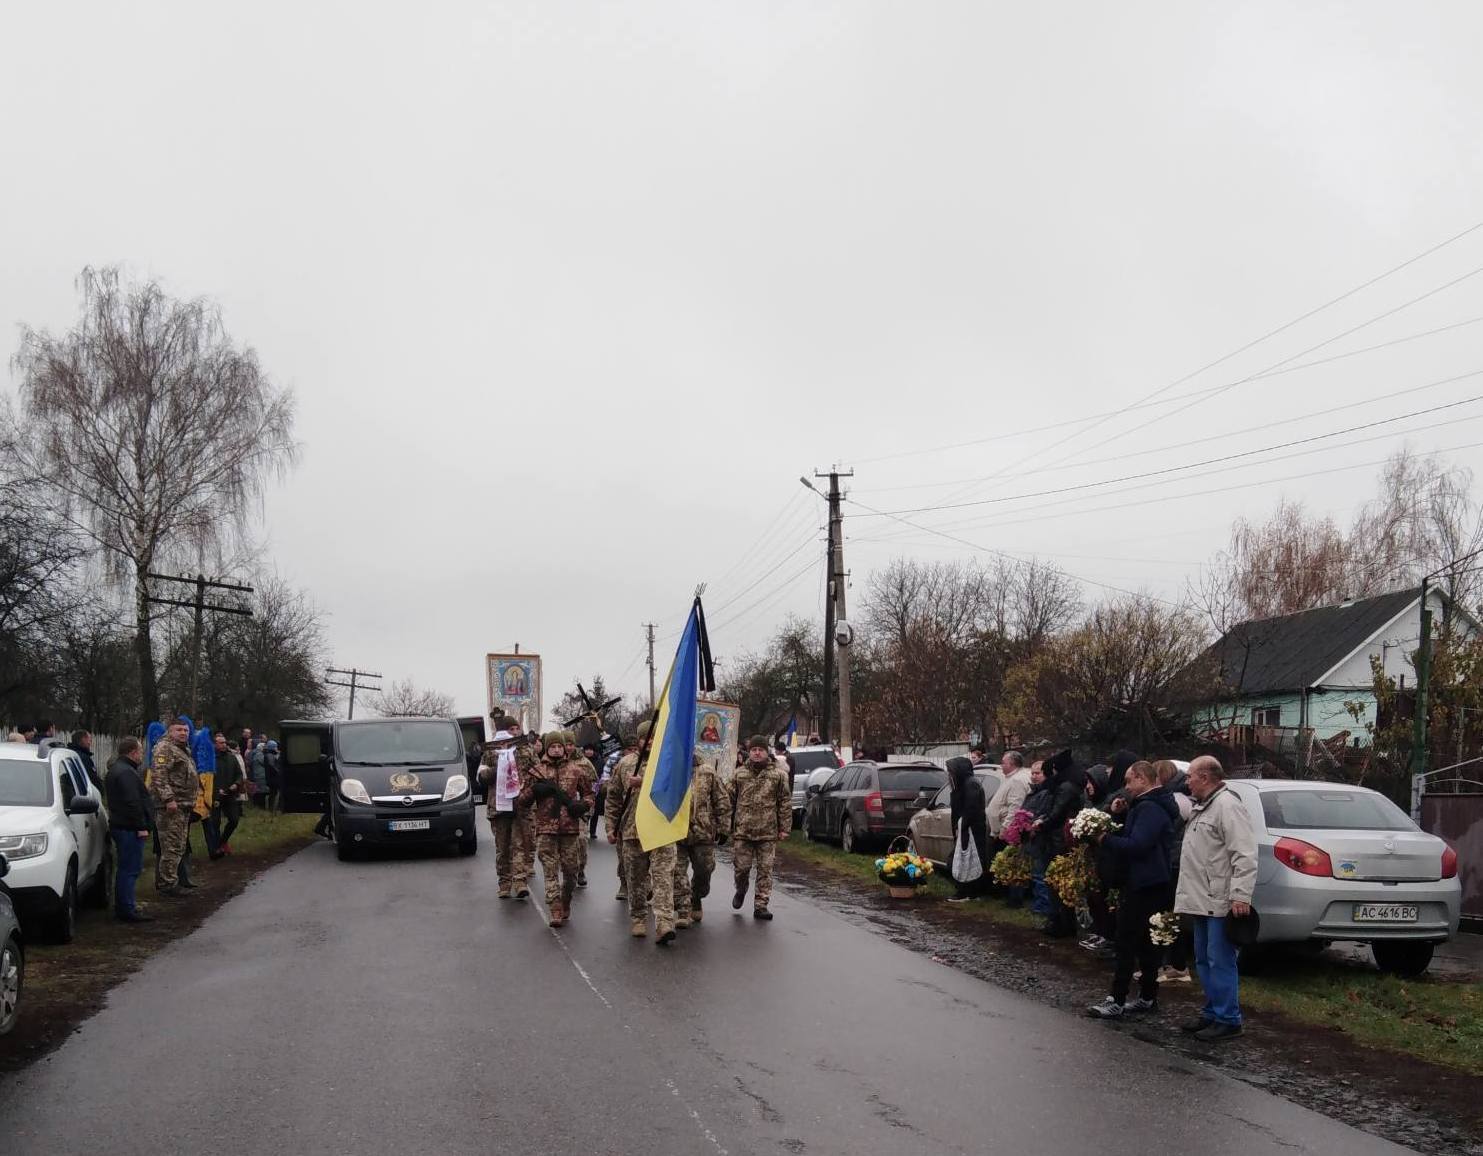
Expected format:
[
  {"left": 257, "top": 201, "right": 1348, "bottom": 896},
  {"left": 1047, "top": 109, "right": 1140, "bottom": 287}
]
[{"left": 1194, "top": 587, "right": 1472, "bottom": 743}]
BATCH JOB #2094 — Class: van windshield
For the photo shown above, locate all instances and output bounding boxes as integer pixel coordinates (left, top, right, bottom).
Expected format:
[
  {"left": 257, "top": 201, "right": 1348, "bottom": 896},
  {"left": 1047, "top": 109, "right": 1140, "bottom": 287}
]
[
  {"left": 0, "top": 758, "right": 54, "bottom": 806},
  {"left": 338, "top": 721, "right": 462, "bottom": 766}
]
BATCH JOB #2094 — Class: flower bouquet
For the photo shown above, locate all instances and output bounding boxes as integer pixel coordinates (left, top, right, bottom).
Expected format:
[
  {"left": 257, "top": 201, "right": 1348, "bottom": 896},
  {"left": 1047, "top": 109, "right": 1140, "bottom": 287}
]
[
  {"left": 1045, "top": 844, "right": 1098, "bottom": 909},
  {"left": 1068, "top": 808, "right": 1115, "bottom": 844},
  {"left": 876, "top": 837, "right": 934, "bottom": 898},
  {"left": 1149, "top": 911, "right": 1181, "bottom": 947},
  {"left": 1001, "top": 808, "right": 1037, "bottom": 846},
  {"left": 990, "top": 844, "right": 1033, "bottom": 888}
]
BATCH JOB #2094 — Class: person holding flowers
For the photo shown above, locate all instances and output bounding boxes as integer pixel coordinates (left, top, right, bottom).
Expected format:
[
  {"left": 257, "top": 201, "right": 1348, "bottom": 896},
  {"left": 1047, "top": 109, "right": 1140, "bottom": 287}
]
[
  {"left": 1028, "top": 750, "right": 1083, "bottom": 938},
  {"left": 1086, "top": 760, "right": 1179, "bottom": 1020}
]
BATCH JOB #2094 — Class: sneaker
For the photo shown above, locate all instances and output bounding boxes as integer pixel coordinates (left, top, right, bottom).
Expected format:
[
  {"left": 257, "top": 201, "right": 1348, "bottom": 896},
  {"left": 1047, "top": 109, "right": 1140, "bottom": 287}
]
[
  {"left": 1194, "top": 1022, "right": 1243, "bottom": 1043},
  {"left": 1180, "top": 1017, "right": 1215, "bottom": 1035},
  {"left": 1159, "top": 967, "right": 1191, "bottom": 984},
  {"left": 1124, "top": 998, "right": 1157, "bottom": 1015},
  {"left": 1077, "top": 935, "right": 1106, "bottom": 952},
  {"left": 947, "top": 896, "right": 970, "bottom": 904},
  {"left": 732, "top": 885, "right": 747, "bottom": 910},
  {"left": 1087, "top": 997, "right": 1124, "bottom": 1019},
  {"left": 753, "top": 908, "right": 773, "bottom": 921}
]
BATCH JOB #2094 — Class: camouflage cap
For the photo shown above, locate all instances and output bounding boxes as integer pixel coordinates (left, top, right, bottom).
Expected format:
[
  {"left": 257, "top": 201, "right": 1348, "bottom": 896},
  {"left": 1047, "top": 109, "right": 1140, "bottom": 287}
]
[
  {"left": 542, "top": 730, "right": 566, "bottom": 748},
  {"left": 560, "top": 729, "right": 576, "bottom": 747},
  {"left": 746, "top": 734, "right": 771, "bottom": 750},
  {"left": 637, "top": 720, "right": 654, "bottom": 742}
]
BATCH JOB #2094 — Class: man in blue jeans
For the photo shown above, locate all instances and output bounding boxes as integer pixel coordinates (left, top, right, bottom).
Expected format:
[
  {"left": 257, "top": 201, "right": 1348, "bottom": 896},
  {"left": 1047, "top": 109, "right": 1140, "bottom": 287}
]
[
  {"left": 1175, "top": 756, "right": 1257, "bottom": 1042},
  {"left": 103, "top": 738, "right": 155, "bottom": 924}
]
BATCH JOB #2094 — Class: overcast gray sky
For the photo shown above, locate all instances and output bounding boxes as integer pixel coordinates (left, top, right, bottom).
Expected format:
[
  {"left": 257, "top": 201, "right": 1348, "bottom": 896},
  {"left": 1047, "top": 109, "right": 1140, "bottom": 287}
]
[{"left": 4, "top": 2, "right": 1482, "bottom": 721}]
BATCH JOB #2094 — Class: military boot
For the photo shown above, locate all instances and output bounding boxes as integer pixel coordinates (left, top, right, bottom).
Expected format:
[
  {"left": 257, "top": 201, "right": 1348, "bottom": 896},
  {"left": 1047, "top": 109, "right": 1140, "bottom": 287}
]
[
  {"left": 630, "top": 918, "right": 648, "bottom": 938},
  {"left": 690, "top": 902, "right": 703, "bottom": 924},
  {"left": 549, "top": 903, "right": 566, "bottom": 928},
  {"left": 656, "top": 925, "right": 677, "bottom": 946},
  {"left": 675, "top": 914, "right": 690, "bottom": 929}
]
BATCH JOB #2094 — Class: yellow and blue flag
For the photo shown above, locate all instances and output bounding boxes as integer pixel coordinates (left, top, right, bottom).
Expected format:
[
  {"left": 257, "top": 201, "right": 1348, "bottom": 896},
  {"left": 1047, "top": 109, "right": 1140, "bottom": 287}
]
[{"left": 636, "top": 596, "right": 715, "bottom": 851}]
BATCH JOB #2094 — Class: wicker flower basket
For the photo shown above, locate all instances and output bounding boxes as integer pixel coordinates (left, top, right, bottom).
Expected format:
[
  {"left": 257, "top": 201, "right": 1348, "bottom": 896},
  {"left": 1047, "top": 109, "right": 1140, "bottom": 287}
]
[{"left": 877, "top": 836, "right": 933, "bottom": 899}]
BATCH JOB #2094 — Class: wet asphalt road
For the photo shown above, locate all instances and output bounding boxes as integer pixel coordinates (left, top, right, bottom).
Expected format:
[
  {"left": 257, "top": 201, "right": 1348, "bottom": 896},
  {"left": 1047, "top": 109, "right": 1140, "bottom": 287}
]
[{"left": 0, "top": 837, "right": 1414, "bottom": 1156}]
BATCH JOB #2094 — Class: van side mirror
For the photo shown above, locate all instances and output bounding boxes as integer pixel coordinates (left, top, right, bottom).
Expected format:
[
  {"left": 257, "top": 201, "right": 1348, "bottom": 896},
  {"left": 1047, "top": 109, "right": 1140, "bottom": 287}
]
[{"left": 67, "top": 795, "right": 101, "bottom": 816}]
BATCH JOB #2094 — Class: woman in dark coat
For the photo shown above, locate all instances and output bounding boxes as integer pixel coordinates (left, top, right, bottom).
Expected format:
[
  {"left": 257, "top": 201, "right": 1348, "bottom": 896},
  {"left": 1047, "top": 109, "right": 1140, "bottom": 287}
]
[
  {"left": 1030, "top": 749, "right": 1084, "bottom": 938},
  {"left": 946, "top": 757, "right": 988, "bottom": 902}
]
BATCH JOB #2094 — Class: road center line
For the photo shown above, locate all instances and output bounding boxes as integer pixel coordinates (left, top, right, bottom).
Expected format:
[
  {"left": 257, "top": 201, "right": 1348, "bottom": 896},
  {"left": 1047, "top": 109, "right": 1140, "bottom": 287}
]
[{"left": 530, "top": 893, "right": 613, "bottom": 1009}]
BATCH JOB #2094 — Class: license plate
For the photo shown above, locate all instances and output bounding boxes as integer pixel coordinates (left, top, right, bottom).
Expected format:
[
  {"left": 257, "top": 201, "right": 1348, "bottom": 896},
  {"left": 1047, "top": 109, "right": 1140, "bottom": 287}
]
[
  {"left": 1353, "top": 903, "right": 1418, "bottom": 923},
  {"left": 387, "top": 819, "right": 431, "bottom": 832}
]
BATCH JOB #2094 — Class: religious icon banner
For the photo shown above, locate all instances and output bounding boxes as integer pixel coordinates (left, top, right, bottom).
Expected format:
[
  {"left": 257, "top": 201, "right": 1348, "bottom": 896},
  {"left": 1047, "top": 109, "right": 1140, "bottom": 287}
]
[
  {"left": 694, "top": 698, "right": 741, "bottom": 779},
  {"left": 487, "top": 653, "right": 543, "bottom": 733}
]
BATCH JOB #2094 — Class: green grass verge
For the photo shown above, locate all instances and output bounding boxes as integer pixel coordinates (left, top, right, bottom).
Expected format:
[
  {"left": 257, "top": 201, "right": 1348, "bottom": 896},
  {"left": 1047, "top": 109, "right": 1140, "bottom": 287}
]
[
  {"left": 779, "top": 832, "right": 1483, "bottom": 1074},
  {"left": 217, "top": 808, "right": 319, "bottom": 854}
]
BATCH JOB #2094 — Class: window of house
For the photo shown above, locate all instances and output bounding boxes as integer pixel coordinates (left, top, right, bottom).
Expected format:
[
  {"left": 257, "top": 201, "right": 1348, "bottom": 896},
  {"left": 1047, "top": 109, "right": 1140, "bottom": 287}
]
[{"left": 1251, "top": 706, "right": 1281, "bottom": 727}]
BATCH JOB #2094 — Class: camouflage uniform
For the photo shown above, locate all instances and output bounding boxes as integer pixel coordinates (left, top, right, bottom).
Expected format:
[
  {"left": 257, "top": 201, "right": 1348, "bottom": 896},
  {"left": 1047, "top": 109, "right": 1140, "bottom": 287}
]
[
  {"left": 478, "top": 742, "right": 537, "bottom": 897},
  {"left": 674, "top": 756, "right": 728, "bottom": 925},
  {"left": 149, "top": 737, "right": 199, "bottom": 890},
  {"left": 728, "top": 755, "right": 791, "bottom": 913},
  {"left": 569, "top": 744, "right": 596, "bottom": 885},
  {"left": 604, "top": 749, "right": 678, "bottom": 939},
  {"left": 517, "top": 746, "right": 594, "bottom": 924}
]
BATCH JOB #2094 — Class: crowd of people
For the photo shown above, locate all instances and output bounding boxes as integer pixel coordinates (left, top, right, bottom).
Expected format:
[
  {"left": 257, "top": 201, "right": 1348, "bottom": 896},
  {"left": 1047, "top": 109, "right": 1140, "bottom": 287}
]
[
  {"left": 949, "top": 746, "right": 1258, "bottom": 1043},
  {"left": 476, "top": 713, "right": 791, "bottom": 944},
  {"left": 7, "top": 719, "right": 283, "bottom": 924}
]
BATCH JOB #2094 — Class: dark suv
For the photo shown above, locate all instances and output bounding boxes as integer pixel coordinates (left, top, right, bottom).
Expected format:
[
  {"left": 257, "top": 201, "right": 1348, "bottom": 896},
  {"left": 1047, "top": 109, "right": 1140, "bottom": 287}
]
[{"left": 802, "top": 761, "right": 947, "bottom": 854}]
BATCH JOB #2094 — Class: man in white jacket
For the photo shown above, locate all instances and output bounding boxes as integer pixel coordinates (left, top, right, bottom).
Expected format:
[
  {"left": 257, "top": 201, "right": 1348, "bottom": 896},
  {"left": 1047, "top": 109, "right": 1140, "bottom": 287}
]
[{"left": 1174, "top": 756, "right": 1258, "bottom": 1043}]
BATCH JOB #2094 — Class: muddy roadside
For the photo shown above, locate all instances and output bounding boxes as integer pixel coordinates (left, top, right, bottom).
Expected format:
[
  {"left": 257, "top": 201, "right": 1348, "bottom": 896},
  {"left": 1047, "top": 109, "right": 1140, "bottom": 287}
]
[
  {"left": 773, "top": 851, "right": 1483, "bottom": 1156},
  {"left": 1, "top": 820, "right": 317, "bottom": 1075}
]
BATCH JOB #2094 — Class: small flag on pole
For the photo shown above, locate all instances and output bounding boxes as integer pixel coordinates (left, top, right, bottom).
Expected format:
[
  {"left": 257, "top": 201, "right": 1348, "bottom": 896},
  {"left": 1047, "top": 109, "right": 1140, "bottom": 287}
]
[{"left": 636, "top": 595, "right": 715, "bottom": 851}]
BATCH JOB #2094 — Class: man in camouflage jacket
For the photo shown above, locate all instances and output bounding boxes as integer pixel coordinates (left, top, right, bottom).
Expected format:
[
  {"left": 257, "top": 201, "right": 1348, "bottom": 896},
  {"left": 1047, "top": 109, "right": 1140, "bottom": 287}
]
[
  {"left": 604, "top": 721, "right": 679, "bottom": 944},
  {"left": 477, "top": 715, "right": 537, "bottom": 899},
  {"left": 516, "top": 732, "right": 595, "bottom": 927},
  {"left": 149, "top": 719, "right": 200, "bottom": 894},
  {"left": 729, "top": 735, "right": 791, "bottom": 920},
  {"left": 674, "top": 752, "right": 728, "bottom": 928},
  {"left": 564, "top": 729, "right": 596, "bottom": 888}
]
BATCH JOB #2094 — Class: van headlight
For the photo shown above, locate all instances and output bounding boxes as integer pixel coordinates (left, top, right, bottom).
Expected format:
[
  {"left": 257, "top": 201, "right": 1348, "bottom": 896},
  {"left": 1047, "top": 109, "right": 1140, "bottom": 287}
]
[
  {"left": 443, "top": 774, "right": 469, "bottom": 802},
  {"left": 0, "top": 833, "right": 48, "bottom": 860},
  {"left": 339, "top": 779, "right": 372, "bottom": 805}
]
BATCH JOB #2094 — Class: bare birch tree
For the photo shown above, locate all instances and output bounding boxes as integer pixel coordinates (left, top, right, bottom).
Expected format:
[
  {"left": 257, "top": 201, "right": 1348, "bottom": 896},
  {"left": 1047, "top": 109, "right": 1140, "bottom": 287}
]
[
  {"left": 373, "top": 678, "right": 457, "bottom": 718},
  {"left": 7, "top": 268, "right": 297, "bottom": 722}
]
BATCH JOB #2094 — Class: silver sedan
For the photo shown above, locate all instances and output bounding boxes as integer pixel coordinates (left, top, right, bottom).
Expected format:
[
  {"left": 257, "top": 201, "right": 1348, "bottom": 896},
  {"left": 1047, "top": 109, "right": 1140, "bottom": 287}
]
[{"left": 1227, "top": 779, "right": 1460, "bottom": 976}]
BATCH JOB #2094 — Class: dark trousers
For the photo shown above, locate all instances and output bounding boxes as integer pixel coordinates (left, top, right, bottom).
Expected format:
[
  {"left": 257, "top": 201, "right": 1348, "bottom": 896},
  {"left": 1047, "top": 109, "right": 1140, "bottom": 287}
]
[
  {"left": 111, "top": 828, "right": 145, "bottom": 916},
  {"left": 218, "top": 799, "right": 243, "bottom": 846},
  {"left": 1111, "top": 882, "right": 1172, "bottom": 1004},
  {"left": 203, "top": 810, "right": 221, "bottom": 855},
  {"left": 590, "top": 787, "right": 605, "bottom": 838},
  {"left": 1166, "top": 869, "right": 1191, "bottom": 970}
]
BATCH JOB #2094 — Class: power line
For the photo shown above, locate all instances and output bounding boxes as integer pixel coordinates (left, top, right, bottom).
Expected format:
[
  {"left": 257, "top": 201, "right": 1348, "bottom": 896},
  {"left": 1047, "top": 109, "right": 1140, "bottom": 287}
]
[
  {"left": 934, "top": 240, "right": 1483, "bottom": 510},
  {"left": 709, "top": 556, "right": 821, "bottom": 635},
  {"left": 850, "top": 391, "right": 1483, "bottom": 520},
  {"left": 853, "top": 312, "right": 1483, "bottom": 473}
]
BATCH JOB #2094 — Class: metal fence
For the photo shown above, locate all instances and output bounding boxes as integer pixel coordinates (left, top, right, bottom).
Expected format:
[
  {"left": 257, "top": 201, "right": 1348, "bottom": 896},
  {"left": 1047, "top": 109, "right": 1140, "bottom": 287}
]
[{"left": 1419, "top": 792, "right": 1483, "bottom": 928}]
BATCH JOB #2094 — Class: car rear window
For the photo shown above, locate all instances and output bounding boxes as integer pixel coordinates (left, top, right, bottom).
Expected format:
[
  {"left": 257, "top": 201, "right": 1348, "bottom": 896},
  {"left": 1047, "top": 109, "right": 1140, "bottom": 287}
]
[
  {"left": 0, "top": 758, "right": 54, "bottom": 807},
  {"left": 878, "top": 768, "right": 948, "bottom": 792},
  {"left": 1259, "top": 790, "right": 1412, "bottom": 832},
  {"left": 790, "top": 750, "right": 838, "bottom": 774}
]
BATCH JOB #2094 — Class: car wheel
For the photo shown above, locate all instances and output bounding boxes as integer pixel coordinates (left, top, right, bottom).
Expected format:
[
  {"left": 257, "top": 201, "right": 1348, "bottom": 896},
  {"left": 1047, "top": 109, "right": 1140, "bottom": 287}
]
[
  {"left": 803, "top": 814, "right": 817, "bottom": 842},
  {"left": 47, "top": 866, "right": 78, "bottom": 945},
  {"left": 83, "top": 845, "right": 113, "bottom": 910},
  {"left": 841, "top": 819, "right": 857, "bottom": 854},
  {"left": 1372, "top": 940, "right": 1435, "bottom": 977},
  {"left": 332, "top": 809, "right": 356, "bottom": 862},
  {"left": 0, "top": 933, "right": 22, "bottom": 1037}
]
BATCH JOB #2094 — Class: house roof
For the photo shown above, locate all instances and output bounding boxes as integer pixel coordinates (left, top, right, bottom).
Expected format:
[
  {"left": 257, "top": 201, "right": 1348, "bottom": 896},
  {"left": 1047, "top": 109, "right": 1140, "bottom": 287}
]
[{"left": 1201, "top": 588, "right": 1421, "bottom": 697}]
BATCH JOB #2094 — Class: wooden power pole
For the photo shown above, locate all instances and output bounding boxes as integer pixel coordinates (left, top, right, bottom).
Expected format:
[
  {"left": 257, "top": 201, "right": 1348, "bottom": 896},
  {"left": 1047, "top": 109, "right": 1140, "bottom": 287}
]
[
  {"left": 327, "top": 667, "right": 383, "bottom": 719},
  {"left": 145, "top": 571, "right": 254, "bottom": 720}
]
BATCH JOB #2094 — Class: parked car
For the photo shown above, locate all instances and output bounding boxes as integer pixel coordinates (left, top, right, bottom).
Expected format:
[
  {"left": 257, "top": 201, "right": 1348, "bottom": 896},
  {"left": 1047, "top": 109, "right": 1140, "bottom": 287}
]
[
  {"left": 1228, "top": 779, "right": 1460, "bottom": 976},
  {"left": 788, "top": 745, "right": 843, "bottom": 827},
  {"left": 0, "top": 741, "right": 110, "bottom": 942},
  {"left": 0, "top": 853, "right": 23, "bottom": 1037},
  {"left": 907, "top": 768, "right": 1005, "bottom": 868},
  {"left": 803, "top": 761, "right": 948, "bottom": 853}
]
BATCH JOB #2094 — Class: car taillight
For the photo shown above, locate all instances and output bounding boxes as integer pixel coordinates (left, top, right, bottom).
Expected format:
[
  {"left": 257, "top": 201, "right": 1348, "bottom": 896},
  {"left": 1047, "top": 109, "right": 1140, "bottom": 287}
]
[
  {"left": 1442, "top": 843, "right": 1459, "bottom": 879},
  {"left": 1273, "top": 837, "right": 1333, "bottom": 877},
  {"left": 864, "top": 791, "right": 884, "bottom": 815}
]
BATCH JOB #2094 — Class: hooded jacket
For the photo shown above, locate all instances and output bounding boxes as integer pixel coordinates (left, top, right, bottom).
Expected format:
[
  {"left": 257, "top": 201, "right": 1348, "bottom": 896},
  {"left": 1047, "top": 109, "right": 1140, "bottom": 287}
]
[
  {"left": 1031, "top": 764, "right": 1083, "bottom": 859},
  {"left": 1101, "top": 785, "right": 1179, "bottom": 891},
  {"left": 1107, "top": 749, "right": 1139, "bottom": 795},
  {"left": 947, "top": 757, "right": 988, "bottom": 858}
]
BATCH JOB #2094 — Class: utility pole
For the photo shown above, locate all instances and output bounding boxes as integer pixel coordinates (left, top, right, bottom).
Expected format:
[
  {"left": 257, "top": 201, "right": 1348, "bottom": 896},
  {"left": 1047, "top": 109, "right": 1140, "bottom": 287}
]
[
  {"left": 804, "top": 468, "right": 854, "bottom": 748},
  {"left": 327, "top": 667, "right": 383, "bottom": 720},
  {"left": 644, "top": 623, "right": 657, "bottom": 708},
  {"left": 145, "top": 571, "right": 254, "bottom": 720},
  {"left": 828, "top": 469, "right": 854, "bottom": 760}
]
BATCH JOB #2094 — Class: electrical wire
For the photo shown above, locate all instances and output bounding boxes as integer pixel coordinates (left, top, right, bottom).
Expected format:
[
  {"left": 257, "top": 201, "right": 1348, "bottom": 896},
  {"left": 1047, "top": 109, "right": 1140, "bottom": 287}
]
[
  {"left": 709, "top": 556, "right": 822, "bottom": 635},
  {"left": 852, "top": 312, "right": 1483, "bottom": 473}
]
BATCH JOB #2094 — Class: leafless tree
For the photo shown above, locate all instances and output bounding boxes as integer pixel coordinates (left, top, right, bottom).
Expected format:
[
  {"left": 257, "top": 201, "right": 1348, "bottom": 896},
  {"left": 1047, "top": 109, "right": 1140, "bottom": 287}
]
[
  {"left": 7, "top": 268, "right": 297, "bottom": 722},
  {"left": 373, "top": 678, "right": 457, "bottom": 719}
]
